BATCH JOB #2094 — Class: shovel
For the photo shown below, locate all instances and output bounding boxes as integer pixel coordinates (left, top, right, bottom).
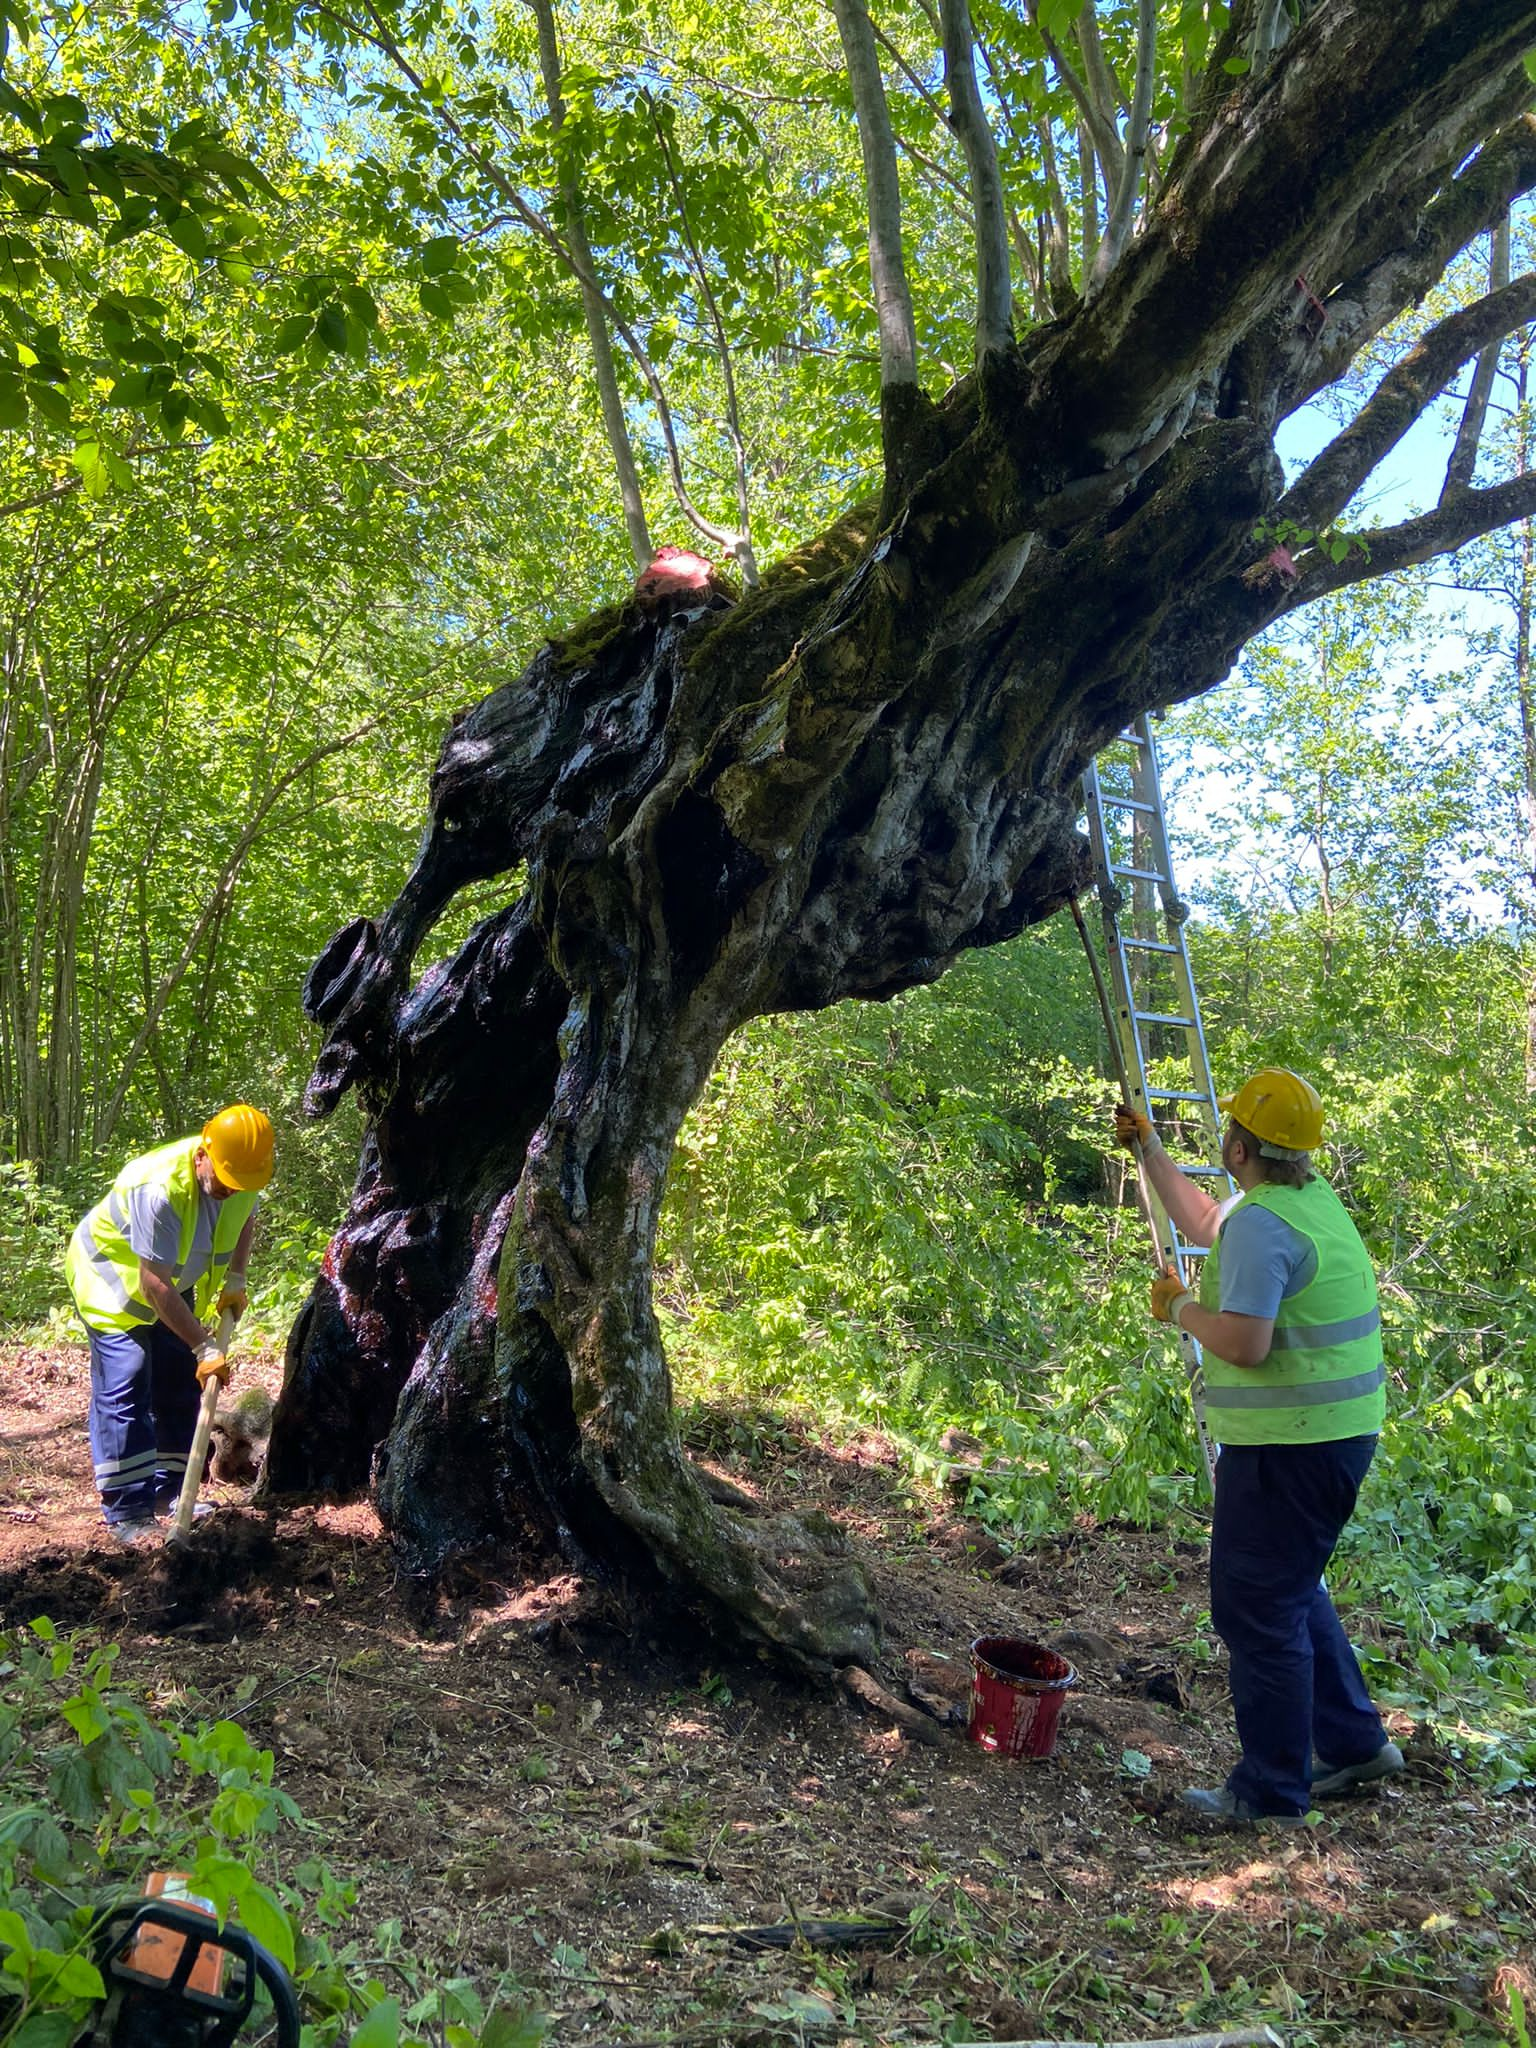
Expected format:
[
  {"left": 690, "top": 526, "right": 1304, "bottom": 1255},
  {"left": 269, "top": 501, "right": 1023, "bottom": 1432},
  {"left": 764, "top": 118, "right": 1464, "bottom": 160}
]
[{"left": 166, "top": 1304, "right": 237, "bottom": 1546}]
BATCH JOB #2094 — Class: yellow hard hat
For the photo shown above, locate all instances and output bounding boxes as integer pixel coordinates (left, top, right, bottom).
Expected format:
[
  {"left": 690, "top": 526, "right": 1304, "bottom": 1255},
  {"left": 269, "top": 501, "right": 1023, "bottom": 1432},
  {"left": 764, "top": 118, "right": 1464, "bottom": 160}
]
[
  {"left": 201, "top": 1104, "right": 275, "bottom": 1191},
  {"left": 1217, "top": 1068, "right": 1323, "bottom": 1152}
]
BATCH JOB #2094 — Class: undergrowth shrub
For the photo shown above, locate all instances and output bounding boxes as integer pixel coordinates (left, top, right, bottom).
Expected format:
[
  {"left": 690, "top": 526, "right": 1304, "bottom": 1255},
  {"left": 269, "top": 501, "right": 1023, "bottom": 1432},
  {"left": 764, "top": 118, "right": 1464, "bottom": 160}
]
[
  {"left": 0, "top": 1620, "right": 545, "bottom": 2047},
  {"left": 0, "top": 1165, "right": 82, "bottom": 1332}
]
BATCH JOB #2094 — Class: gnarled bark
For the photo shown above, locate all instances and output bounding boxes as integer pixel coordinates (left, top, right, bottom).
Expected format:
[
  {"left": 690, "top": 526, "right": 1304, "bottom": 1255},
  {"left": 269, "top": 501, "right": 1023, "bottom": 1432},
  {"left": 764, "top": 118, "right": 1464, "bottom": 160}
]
[{"left": 265, "top": 1, "right": 1536, "bottom": 1671}]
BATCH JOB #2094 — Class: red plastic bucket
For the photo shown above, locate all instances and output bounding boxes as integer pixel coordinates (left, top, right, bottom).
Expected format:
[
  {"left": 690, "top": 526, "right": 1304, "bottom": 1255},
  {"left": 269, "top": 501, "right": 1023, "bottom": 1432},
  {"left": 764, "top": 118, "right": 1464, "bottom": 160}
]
[{"left": 967, "top": 1635, "right": 1077, "bottom": 1760}]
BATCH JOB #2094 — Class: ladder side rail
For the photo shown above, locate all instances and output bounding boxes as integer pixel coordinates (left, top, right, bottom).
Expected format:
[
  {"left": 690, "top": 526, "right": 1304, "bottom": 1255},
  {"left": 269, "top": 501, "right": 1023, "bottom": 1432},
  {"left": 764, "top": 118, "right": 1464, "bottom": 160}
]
[
  {"left": 1083, "top": 758, "right": 1216, "bottom": 1487},
  {"left": 1129, "top": 715, "right": 1227, "bottom": 1158},
  {"left": 1082, "top": 724, "right": 1229, "bottom": 1493}
]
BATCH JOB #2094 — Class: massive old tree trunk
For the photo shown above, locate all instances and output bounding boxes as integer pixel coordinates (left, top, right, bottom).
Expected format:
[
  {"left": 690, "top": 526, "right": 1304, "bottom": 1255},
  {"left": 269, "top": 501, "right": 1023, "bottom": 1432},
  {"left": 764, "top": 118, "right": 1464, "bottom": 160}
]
[{"left": 265, "top": 0, "right": 1536, "bottom": 1668}]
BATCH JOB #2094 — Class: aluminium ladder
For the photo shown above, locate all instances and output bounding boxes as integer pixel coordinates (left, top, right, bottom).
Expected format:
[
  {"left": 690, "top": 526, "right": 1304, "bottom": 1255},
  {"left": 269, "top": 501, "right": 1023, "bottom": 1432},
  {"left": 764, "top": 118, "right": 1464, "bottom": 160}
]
[{"left": 1078, "top": 713, "right": 1230, "bottom": 1492}]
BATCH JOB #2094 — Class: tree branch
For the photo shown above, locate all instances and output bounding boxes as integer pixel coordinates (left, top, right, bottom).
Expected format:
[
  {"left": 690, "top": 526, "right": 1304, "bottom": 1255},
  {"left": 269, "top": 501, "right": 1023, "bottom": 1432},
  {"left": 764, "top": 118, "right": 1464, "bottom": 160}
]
[
  {"left": 1277, "top": 271, "right": 1536, "bottom": 536},
  {"left": 967, "top": 28, "right": 1065, "bottom": 316},
  {"left": 1287, "top": 471, "right": 1536, "bottom": 603},
  {"left": 1046, "top": 2, "right": 1536, "bottom": 469},
  {"left": 939, "top": 0, "right": 1012, "bottom": 359},
  {"left": 1074, "top": 124, "right": 1100, "bottom": 278},
  {"left": 1022, "top": 2, "right": 1121, "bottom": 196},
  {"left": 1442, "top": 213, "right": 1513, "bottom": 501},
  {"left": 1248, "top": 0, "right": 1295, "bottom": 67},
  {"left": 829, "top": 0, "right": 919, "bottom": 392},
  {"left": 645, "top": 91, "right": 760, "bottom": 585},
  {"left": 530, "top": 0, "right": 653, "bottom": 573},
  {"left": 1068, "top": 3, "right": 1127, "bottom": 185},
  {"left": 1282, "top": 108, "right": 1536, "bottom": 412},
  {"left": 1031, "top": 111, "right": 1074, "bottom": 313},
  {"left": 1086, "top": 0, "right": 1156, "bottom": 293}
]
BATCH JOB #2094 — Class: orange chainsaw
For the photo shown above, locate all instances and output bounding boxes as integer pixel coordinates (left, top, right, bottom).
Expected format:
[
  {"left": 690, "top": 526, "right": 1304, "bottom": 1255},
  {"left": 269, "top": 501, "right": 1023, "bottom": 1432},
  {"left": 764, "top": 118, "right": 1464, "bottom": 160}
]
[{"left": 78, "top": 1872, "right": 299, "bottom": 2048}]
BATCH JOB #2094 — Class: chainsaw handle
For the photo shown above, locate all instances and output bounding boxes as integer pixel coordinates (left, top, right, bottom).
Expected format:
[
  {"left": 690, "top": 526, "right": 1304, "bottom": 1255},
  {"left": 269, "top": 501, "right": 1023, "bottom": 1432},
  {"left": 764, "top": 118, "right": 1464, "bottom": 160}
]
[
  {"left": 92, "top": 1897, "right": 302, "bottom": 2048},
  {"left": 169, "top": 1306, "right": 237, "bottom": 1540}
]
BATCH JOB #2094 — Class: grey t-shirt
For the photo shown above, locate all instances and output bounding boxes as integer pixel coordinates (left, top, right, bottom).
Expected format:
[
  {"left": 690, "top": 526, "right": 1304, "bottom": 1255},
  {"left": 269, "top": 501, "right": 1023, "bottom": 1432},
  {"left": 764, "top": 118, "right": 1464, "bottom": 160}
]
[
  {"left": 1215, "top": 1193, "right": 1318, "bottom": 1319},
  {"left": 124, "top": 1182, "right": 219, "bottom": 1291}
]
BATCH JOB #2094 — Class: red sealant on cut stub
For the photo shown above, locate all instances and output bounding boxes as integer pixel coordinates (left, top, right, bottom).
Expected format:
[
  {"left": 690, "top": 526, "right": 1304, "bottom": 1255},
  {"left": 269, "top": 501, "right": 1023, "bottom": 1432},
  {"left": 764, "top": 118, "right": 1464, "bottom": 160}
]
[{"left": 968, "top": 1635, "right": 1077, "bottom": 1760}]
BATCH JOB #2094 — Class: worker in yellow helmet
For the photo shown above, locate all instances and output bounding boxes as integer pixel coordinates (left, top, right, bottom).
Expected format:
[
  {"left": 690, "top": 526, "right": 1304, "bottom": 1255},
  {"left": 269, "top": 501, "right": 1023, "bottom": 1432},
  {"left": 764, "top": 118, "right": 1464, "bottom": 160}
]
[
  {"left": 1116, "top": 1068, "right": 1402, "bottom": 1824},
  {"left": 65, "top": 1106, "right": 274, "bottom": 1544}
]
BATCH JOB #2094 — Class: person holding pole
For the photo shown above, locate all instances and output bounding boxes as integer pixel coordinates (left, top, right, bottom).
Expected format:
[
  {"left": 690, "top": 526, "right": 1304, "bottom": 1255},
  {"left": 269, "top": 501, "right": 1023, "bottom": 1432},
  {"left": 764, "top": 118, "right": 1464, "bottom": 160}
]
[
  {"left": 65, "top": 1105, "right": 274, "bottom": 1544},
  {"left": 1117, "top": 1067, "right": 1402, "bottom": 1823}
]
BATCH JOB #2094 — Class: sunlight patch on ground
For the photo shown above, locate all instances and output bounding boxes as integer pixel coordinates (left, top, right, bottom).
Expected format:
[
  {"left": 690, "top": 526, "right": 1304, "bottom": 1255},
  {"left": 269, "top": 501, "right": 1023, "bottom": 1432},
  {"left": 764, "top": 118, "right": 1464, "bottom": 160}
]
[{"left": 1164, "top": 1845, "right": 1368, "bottom": 1919}]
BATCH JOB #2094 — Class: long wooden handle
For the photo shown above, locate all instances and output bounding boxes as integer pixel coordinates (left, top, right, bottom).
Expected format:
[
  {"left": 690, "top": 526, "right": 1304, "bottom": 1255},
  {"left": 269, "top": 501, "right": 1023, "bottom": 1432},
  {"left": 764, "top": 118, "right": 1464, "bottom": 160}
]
[{"left": 169, "top": 1305, "right": 237, "bottom": 1539}]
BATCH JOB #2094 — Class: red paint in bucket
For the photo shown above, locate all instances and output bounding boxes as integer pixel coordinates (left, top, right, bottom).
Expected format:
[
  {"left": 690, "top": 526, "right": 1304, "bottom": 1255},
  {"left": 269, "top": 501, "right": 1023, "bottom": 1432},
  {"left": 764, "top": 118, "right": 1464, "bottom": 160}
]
[{"left": 967, "top": 1635, "right": 1077, "bottom": 1760}]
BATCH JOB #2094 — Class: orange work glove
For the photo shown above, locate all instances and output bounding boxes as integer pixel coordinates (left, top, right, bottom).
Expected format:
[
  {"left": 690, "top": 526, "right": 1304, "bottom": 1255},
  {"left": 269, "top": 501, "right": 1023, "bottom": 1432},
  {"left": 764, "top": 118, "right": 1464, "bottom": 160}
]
[
  {"left": 1114, "top": 1104, "right": 1155, "bottom": 1151},
  {"left": 216, "top": 1269, "right": 248, "bottom": 1320},
  {"left": 193, "top": 1336, "right": 231, "bottom": 1390},
  {"left": 1150, "top": 1268, "right": 1196, "bottom": 1327}
]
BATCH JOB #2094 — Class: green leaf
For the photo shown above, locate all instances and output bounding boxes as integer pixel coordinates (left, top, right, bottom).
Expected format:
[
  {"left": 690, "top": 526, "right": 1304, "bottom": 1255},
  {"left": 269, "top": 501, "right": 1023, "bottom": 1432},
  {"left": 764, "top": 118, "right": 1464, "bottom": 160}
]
[
  {"left": 1037, "top": 0, "right": 1085, "bottom": 36},
  {"left": 417, "top": 280, "right": 456, "bottom": 322},
  {"left": 37, "top": 1950, "right": 106, "bottom": 2000},
  {"left": 27, "top": 379, "right": 71, "bottom": 428},
  {"left": 350, "top": 1995, "right": 402, "bottom": 2047},
  {"left": 12, "top": 2013, "right": 79, "bottom": 2048},
  {"left": 0, "top": 1907, "right": 35, "bottom": 1963},
  {"left": 315, "top": 303, "right": 349, "bottom": 352},
  {"left": 271, "top": 313, "right": 314, "bottom": 352},
  {"left": 342, "top": 284, "right": 378, "bottom": 327},
  {"left": 165, "top": 211, "right": 211, "bottom": 261},
  {"left": 0, "top": 77, "right": 43, "bottom": 134},
  {"left": 106, "top": 369, "right": 153, "bottom": 406},
  {"left": 234, "top": 1881, "right": 295, "bottom": 1970},
  {"left": 60, "top": 1684, "right": 111, "bottom": 1738},
  {"left": 420, "top": 235, "right": 458, "bottom": 276}
]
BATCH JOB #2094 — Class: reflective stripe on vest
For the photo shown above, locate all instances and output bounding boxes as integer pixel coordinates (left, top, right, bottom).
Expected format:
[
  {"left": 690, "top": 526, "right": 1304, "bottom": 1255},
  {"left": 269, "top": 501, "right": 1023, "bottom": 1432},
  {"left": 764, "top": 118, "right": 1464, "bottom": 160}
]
[
  {"left": 66, "top": 1136, "right": 256, "bottom": 1335},
  {"left": 1204, "top": 1363, "right": 1387, "bottom": 1410},
  {"left": 1198, "top": 1174, "right": 1386, "bottom": 1447},
  {"left": 71, "top": 1217, "right": 152, "bottom": 1321},
  {"left": 1268, "top": 1310, "right": 1381, "bottom": 1351}
]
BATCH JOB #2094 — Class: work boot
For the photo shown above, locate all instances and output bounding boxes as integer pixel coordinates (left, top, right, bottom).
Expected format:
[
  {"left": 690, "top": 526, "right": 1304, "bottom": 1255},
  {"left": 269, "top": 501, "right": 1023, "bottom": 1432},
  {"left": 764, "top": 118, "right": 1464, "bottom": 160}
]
[
  {"left": 1181, "top": 1787, "right": 1306, "bottom": 1827},
  {"left": 107, "top": 1517, "right": 160, "bottom": 1547},
  {"left": 1309, "top": 1741, "right": 1404, "bottom": 1799}
]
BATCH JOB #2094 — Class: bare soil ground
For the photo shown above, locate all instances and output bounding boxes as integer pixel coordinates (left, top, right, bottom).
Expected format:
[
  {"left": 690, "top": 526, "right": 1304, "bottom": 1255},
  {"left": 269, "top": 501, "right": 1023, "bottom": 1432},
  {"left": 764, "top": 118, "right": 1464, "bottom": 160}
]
[{"left": 3, "top": 1338, "right": 1533, "bottom": 2048}]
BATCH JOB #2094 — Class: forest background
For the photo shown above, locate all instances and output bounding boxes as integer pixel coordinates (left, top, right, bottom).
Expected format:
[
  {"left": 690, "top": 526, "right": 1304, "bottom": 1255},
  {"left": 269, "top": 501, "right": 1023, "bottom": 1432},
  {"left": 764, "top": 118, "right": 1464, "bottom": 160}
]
[{"left": 1, "top": 0, "right": 1535, "bottom": 1797}]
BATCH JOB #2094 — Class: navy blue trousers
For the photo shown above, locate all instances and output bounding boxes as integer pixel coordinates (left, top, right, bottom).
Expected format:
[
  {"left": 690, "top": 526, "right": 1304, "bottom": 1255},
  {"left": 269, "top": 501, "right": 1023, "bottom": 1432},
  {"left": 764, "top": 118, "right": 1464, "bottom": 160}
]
[
  {"left": 86, "top": 1301, "right": 202, "bottom": 1525},
  {"left": 1209, "top": 1436, "right": 1387, "bottom": 1816}
]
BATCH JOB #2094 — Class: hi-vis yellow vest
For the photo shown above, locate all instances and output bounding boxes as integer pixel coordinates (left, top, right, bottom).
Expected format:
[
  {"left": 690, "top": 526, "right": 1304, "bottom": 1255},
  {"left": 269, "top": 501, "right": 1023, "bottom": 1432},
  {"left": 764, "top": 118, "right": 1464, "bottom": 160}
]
[
  {"left": 1199, "top": 1175, "right": 1386, "bottom": 1447},
  {"left": 65, "top": 1137, "right": 257, "bottom": 1335}
]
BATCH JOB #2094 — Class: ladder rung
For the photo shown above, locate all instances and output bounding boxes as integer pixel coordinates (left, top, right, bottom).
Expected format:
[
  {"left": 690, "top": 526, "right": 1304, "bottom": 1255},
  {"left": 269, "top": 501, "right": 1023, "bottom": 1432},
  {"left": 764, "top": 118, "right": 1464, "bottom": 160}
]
[
  {"left": 1132, "top": 1009, "right": 1196, "bottom": 1028},
  {"left": 1110, "top": 863, "right": 1169, "bottom": 884},
  {"left": 1147, "top": 1088, "right": 1210, "bottom": 1103},
  {"left": 1100, "top": 794, "right": 1156, "bottom": 814},
  {"left": 1177, "top": 1164, "right": 1227, "bottom": 1177},
  {"left": 1120, "top": 937, "right": 1181, "bottom": 955}
]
